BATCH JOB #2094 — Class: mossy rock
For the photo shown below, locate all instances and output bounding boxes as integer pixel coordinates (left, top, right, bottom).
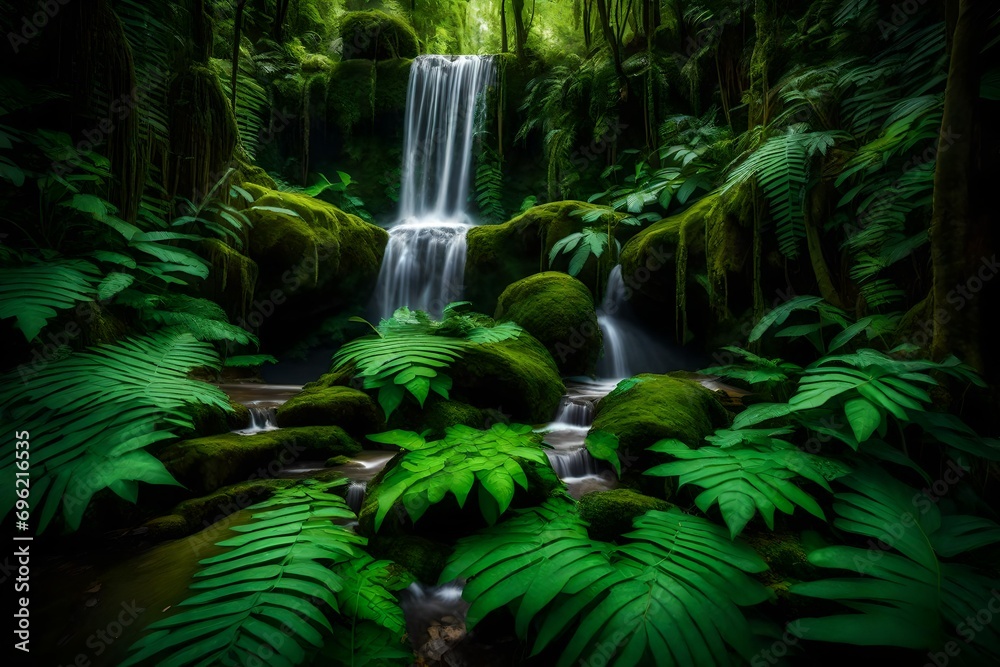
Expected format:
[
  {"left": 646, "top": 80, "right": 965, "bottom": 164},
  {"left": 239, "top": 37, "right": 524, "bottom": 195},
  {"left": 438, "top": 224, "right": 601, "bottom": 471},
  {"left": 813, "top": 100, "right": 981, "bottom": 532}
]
[
  {"left": 368, "top": 534, "right": 452, "bottom": 583},
  {"left": 174, "top": 400, "right": 250, "bottom": 440},
  {"left": 242, "top": 184, "right": 388, "bottom": 341},
  {"left": 619, "top": 193, "right": 749, "bottom": 345},
  {"left": 449, "top": 333, "right": 565, "bottom": 424},
  {"left": 339, "top": 11, "right": 418, "bottom": 61},
  {"left": 590, "top": 373, "right": 729, "bottom": 466},
  {"left": 277, "top": 385, "right": 384, "bottom": 436},
  {"left": 465, "top": 201, "right": 623, "bottom": 311},
  {"left": 495, "top": 272, "right": 602, "bottom": 377},
  {"left": 578, "top": 489, "right": 673, "bottom": 542},
  {"left": 158, "top": 426, "right": 361, "bottom": 495},
  {"left": 385, "top": 399, "right": 493, "bottom": 439}
]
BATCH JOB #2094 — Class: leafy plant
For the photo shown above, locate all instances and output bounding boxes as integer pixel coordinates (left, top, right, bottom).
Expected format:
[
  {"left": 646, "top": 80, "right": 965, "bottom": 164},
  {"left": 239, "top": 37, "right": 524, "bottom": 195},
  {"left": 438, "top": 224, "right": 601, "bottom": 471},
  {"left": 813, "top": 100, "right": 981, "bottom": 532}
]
[
  {"left": 332, "top": 306, "right": 521, "bottom": 420},
  {"left": 475, "top": 144, "right": 506, "bottom": 224},
  {"left": 0, "top": 259, "right": 101, "bottom": 341},
  {"left": 122, "top": 479, "right": 409, "bottom": 666},
  {"left": 646, "top": 431, "right": 849, "bottom": 537},
  {"left": 0, "top": 329, "right": 231, "bottom": 531},
  {"left": 584, "top": 430, "right": 621, "bottom": 476},
  {"left": 790, "top": 466, "right": 1000, "bottom": 661},
  {"left": 443, "top": 497, "right": 774, "bottom": 666},
  {"left": 366, "top": 423, "right": 551, "bottom": 530},
  {"left": 722, "top": 127, "right": 845, "bottom": 259}
]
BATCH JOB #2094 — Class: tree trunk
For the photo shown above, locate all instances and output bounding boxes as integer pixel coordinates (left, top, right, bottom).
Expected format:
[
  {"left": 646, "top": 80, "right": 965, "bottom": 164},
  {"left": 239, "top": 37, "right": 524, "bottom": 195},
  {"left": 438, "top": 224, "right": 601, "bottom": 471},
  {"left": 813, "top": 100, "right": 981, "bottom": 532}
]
[
  {"left": 512, "top": 0, "right": 527, "bottom": 58},
  {"left": 501, "top": 0, "right": 508, "bottom": 53},
  {"left": 930, "top": 0, "right": 985, "bottom": 369},
  {"left": 273, "top": 0, "right": 291, "bottom": 43},
  {"left": 231, "top": 0, "right": 247, "bottom": 112},
  {"left": 596, "top": 0, "right": 627, "bottom": 90},
  {"left": 805, "top": 179, "right": 845, "bottom": 309}
]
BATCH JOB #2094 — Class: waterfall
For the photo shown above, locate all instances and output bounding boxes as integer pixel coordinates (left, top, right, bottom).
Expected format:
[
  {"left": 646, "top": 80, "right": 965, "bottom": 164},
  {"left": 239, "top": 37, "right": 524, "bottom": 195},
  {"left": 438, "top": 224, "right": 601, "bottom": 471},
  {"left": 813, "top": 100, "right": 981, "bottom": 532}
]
[
  {"left": 596, "top": 265, "right": 676, "bottom": 379},
  {"left": 235, "top": 401, "right": 280, "bottom": 436},
  {"left": 346, "top": 482, "right": 366, "bottom": 514},
  {"left": 375, "top": 55, "right": 495, "bottom": 319}
]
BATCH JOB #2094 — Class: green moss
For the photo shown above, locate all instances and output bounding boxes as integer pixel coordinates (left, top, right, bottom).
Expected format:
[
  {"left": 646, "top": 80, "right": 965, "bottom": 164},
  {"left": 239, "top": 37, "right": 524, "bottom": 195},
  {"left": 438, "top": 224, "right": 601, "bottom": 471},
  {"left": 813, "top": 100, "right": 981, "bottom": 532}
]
[
  {"left": 243, "top": 184, "right": 388, "bottom": 306},
  {"left": 200, "top": 239, "right": 258, "bottom": 323},
  {"left": 591, "top": 373, "right": 729, "bottom": 454},
  {"left": 277, "top": 385, "right": 384, "bottom": 435},
  {"left": 450, "top": 333, "right": 565, "bottom": 424},
  {"left": 578, "top": 489, "right": 673, "bottom": 542},
  {"left": 302, "top": 366, "right": 357, "bottom": 391},
  {"left": 326, "top": 58, "right": 412, "bottom": 135},
  {"left": 173, "top": 400, "right": 248, "bottom": 440},
  {"left": 495, "top": 272, "right": 602, "bottom": 377},
  {"left": 410, "top": 400, "right": 489, "bottom": 438},
  {"left": 158, "top": 426, "right": 361, "bottom": 495},
  {"left": 339, "top": 11, "right": 418, "bottom": 61},
  {"left": 368, "top": 534, "right": 452, "bottom": 583},
  {"left": 465, "top": 201, "right": 621, "bottom": 311},
  {"left": 301, "top": 53, "right": 334, "bottom": 73},
  {"left": 140, "top": 479, "right": 296, "bottom": 541},
  {"left": 618, "top": 193, "right": 747, "bottom": 344},
  {"left": 325, "top": 455, "right": 353, "bottom": 466}
]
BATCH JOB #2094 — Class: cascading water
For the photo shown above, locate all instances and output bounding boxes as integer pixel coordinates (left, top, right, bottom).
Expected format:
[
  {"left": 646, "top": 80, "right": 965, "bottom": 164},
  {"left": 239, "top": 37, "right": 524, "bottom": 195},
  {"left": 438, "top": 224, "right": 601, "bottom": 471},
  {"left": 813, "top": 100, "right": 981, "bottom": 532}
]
[
  {"left": 346, "top": 482, "right": 366, "bottom": 514},
  {"left": 596, "top": 265, "right": 676, "bottom": 379},
  {"left": 375, "top": 55, "right": 496, "bottom": 319},
  {"left": 538, "top": 380, "right": 622, "bottom": 496},
  {"left": 235, "top": 401, "right": 280, "bottom": 436}
]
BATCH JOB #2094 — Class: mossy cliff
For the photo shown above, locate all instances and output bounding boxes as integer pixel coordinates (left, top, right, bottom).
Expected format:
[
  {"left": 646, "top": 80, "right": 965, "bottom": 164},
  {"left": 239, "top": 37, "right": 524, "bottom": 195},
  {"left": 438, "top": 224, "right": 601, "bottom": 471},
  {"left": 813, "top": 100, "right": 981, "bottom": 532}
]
[
  {"left": 338, "top": 11, "right": 419, "bottom": 61},
  {"left": 241, "top": 184, "right": 388, "bottom": 344},
  {"left": 495, "top": 272, "right": 603, "bottom": 377},
  {"left": 619, "top": 193, "right": 750, "bottom": 345}
]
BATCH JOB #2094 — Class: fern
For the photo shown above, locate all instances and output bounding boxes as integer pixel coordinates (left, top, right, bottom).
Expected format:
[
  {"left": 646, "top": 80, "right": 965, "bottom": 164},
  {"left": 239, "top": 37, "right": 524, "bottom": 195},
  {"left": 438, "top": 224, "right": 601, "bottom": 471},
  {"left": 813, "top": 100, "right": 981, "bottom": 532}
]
[
  {"left": 442, "top": 497, "right": 773, "bottom": 666},
  {"left": 790, "top": 466, "right": 1000, "bottom": 660},
  {"left": 475, "top": 144, "right": 506, "bottom": 224},
  {"left": 646, "top": 434, "right": 849, "bottom": 537},
  {"left": 334, "top": 307, "right": 521, "bottom": 420},
  {"left": 366, "top": 423, "right": 551, "bottom": 530},
  {"left": 122, "top": 479, "right": 409, "bottom": 666},
  {"left": 0, "top": 259, "right": 101, "bottom": 341},
  {"left": 722, "top": 127, "right": 844, "bottom": 259},
  {"left": 0, "top": 329, "right": 231, "bottom": 531}
]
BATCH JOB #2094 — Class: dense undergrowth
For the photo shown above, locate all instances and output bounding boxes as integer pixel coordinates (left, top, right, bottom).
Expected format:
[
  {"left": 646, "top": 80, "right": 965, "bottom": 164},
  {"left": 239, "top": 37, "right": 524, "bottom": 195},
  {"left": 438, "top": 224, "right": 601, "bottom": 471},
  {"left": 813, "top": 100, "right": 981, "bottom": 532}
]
[{"left": 1, "top": 0, "right": 999, "bottom": 665}]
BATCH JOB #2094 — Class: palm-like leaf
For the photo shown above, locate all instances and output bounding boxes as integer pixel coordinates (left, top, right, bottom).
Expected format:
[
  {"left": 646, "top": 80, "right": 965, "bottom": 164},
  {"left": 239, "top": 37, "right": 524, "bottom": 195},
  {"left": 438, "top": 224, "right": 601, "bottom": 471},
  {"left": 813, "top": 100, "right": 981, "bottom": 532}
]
[
  {"left": 443, "top": 498, "right": 773, "bottom": 666},
  {"left": 790, "top": 467, "right": 1000, "bottom": 661},
  {"left": 366, "top": 423, "right": 551, "bottom": 530}
]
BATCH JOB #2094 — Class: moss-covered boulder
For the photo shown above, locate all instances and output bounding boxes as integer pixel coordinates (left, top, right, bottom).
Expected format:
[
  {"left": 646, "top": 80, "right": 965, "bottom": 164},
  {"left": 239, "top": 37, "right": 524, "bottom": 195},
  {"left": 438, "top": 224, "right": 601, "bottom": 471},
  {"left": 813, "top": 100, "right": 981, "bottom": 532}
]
[
  {"left": 465, "top": 201, "right": 628, "bottom": 311},
  {"left": 619, "top": 193, "right": 749, "bottom": 345},
  {"left": 141, "top": 479, "right": 296, "bottom": 541},
  {"left": 578, "top": 489, "right": 673, "bottom": 541},
  {"left": 449, "top": 334, "right": 565, "bottom": 424},
  {"left": 339, "top": 11, "right": 418, "bottom": 61},
  {"left": 174, "top": 400, "right": 250, "bottom": 440},
  {"left": 590, "top": 373, "right": 729, "bottom": 456},
  {"left": 495, "top": 272, "right": 602, "bottom": 377},
  {"left": 242, "top": 185, "right": 388, "bottom": 342},
  {"left": 277, "top": 385, "right": 384, "bottom": 435},
  {"left": 158, "top": 426, "right": 361, "bottom": 495}
]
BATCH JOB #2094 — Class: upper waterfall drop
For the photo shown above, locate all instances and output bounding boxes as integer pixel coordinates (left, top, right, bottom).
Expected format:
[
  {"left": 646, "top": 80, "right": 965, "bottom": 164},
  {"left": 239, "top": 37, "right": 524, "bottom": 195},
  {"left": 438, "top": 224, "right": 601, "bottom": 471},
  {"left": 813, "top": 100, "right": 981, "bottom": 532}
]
[{"left": 375, "top": 55, "right": 496, "bottom": 319}]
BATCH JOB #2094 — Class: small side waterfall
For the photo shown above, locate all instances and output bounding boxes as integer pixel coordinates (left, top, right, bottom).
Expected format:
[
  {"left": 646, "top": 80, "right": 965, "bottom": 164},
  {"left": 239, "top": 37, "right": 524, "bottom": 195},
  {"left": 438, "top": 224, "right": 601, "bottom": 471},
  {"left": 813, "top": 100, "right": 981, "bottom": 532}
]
[
  {"left": 539, "top": 380, "right": 621, "bottom": 496},
  {"left": 597, "top": 265, "right": 675, "bottom": 379},
  {"left": 375, "top": 55, "right": 495, "bottom": 319},
  {"left": 346, "top": 482, "right": 366, "bottom": 514},
  {"left": 235, "top": 401, "right": 280, "bottom": 436}
]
